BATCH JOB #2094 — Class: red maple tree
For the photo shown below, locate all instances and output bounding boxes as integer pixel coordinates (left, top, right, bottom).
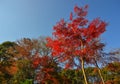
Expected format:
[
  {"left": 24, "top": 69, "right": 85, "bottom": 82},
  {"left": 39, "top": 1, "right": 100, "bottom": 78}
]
[
  {"left": 47, "top": 5, "right": 107, "bottom": 84},
  {"left": 33, "top": 53, "right": 59, "bottom": 84}
]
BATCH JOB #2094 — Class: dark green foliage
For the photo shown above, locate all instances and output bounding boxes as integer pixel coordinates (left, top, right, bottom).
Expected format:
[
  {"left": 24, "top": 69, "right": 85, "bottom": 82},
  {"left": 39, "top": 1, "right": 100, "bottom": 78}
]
[{"left": 0, "top": 41, "right": 17, "bottom": 84}]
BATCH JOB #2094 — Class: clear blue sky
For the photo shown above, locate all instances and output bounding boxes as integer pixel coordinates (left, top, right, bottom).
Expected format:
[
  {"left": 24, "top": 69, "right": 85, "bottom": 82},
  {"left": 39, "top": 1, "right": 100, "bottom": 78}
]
[{"left": 0, "top": 0, "right": 120, "bottom": 51}]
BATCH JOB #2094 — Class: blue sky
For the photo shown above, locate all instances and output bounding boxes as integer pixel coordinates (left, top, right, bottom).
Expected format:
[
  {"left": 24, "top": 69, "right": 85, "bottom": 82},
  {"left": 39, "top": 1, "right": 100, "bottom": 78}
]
[{"left": 0, "top": 0, "right": 120, "bottom": 51}]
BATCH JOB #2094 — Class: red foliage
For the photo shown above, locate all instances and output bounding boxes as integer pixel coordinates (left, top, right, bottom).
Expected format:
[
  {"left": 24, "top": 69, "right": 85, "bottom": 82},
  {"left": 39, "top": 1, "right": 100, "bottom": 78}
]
[
  {"left": 70, "top": 12, "right": 73, "bottom": 20},
  {"left": 32, "top": 54, "right": 59, "bottom": 83},
  {"left": 47, "top": 5, "right": 107, "bottom": 68},
  {"left": 33, "top": 54, "right": 50, "bottom": 68}
]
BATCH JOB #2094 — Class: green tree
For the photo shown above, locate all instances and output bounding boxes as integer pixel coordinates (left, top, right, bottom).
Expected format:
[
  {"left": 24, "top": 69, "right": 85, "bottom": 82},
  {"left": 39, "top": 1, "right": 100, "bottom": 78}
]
[
  {"left": 0, "top": 41, "right": 17, "bottom": 84},
  {"left": 59, "top": 69, "right": 84, "bottom": 84}
]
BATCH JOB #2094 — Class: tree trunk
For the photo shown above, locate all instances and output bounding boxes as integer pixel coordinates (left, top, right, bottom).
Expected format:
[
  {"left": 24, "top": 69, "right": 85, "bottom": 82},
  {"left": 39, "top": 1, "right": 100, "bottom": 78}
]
[
  {"left": 95, "top": 61, "right": 105, "bottom": 84},
  {"left": 81, "top": 57, "right": 88, "bottom": 84}
]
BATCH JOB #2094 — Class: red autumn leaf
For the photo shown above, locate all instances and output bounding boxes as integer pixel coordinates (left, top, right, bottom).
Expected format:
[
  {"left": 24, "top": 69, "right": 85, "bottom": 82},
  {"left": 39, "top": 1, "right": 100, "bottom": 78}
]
[
  {"left": 74, "top": 5, "right": 80, "bottom": 13},
  {"left": 70, "top": 12, "right": 73, "bottom": 20}
]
